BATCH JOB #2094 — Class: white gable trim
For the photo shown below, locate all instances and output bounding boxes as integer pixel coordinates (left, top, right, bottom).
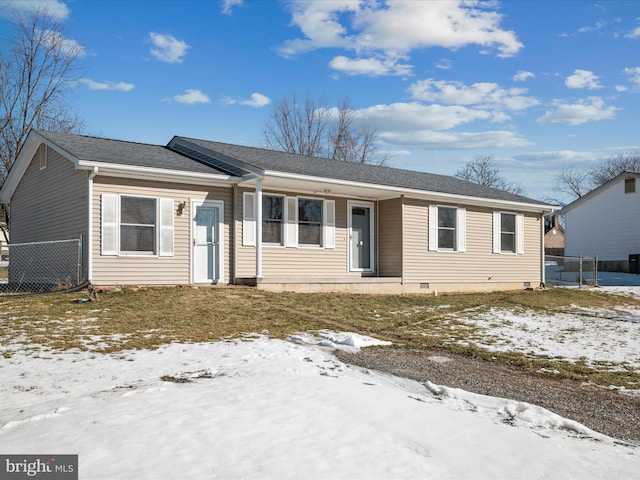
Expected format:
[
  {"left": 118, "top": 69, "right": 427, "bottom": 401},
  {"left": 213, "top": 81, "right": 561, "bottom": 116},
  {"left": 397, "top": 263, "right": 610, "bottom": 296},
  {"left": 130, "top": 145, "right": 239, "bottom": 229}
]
[{"left": 0, "top": 130, "right": 81, "bottom": 203}]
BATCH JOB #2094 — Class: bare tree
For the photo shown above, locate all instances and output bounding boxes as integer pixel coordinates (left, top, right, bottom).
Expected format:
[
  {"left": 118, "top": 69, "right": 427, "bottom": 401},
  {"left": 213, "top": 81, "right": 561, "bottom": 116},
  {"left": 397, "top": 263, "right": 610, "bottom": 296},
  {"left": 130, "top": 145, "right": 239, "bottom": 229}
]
[
  {"left": 554, "top": 151, "right": 640, "bottom": 202},
  {"left": 263, "top": 94, "right": 386, "bottom": 165},
  {"left": 262, "top": 94, "right": 329, "bottom": 157},
  {"left": 589, "top": 152, "right": 640, "bottom": 186},
  {"left": 0, "top": 7, "right": 85, "bottom": 183},
  {"left": 455, "top": 154, "right": 524, "bottom": 195},
  {"left": 328, "top": 98, "right": 386, "bottom": 165},
  {"left": 554, "top": 166, "right": 590, "bottom": 200}
]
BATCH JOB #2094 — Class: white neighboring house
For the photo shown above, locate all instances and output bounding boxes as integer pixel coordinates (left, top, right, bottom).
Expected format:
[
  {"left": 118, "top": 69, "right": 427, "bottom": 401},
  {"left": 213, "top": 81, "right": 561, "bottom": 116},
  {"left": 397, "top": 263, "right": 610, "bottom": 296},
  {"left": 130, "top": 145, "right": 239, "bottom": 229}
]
[{"left": 562, "top": 171, "right": 640, "bottom": 271}]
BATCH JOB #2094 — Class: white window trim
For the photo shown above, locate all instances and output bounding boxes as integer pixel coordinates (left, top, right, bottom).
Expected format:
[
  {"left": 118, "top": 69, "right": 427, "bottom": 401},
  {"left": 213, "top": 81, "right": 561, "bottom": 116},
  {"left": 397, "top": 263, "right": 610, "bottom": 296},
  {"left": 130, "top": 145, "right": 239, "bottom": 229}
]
[
  {"left": 428, "top": 205, "right": 466, "bottom": 253},
  {"left": 262, "top": 193, "right": 286, "bottom": 247},
  {"left": 242, "top": 193, "right": 336, "bottom": 250},
  {"left": 493, "top": 211, "right": 524, "bottom": 255},
  {"left": 242, "top": 192, "right": 255, "bottom": 247},
  {"left": 101, "top": 193, "right": 174, "bottom": 257},
  {"left": 296, "top": 196, "right": 326, "bottom": 249}
]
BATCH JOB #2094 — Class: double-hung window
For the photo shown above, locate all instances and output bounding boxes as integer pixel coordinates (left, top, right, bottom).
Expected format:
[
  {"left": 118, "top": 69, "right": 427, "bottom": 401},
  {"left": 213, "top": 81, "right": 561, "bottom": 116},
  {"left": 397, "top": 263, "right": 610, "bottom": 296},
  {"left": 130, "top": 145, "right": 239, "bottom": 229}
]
[
  {"left": 493, "top": 211, "right": 524, "bottom": 254},
  {"left": 242, "top": 193, "right": 334, "bottom": 249},
  {"left": 428, "top": 205, "right": 466, "bottom": 252},
  {"left": 298, "top": 198, "right": 323, "bottom": 246},
  {"left": 101, "top": 194, "right": 174, "bottom": 256},
  {"left": 262, "top": 195, "right": 284, "bottom": 245},
  {"left": 120, "top": 196, "right": 156, "bottom": 253}
]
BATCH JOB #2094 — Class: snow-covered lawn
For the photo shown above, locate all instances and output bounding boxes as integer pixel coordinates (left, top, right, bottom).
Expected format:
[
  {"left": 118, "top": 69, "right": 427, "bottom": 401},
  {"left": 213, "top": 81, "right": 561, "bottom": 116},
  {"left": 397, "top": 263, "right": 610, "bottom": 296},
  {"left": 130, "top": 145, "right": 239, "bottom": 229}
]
[
  {"left": 1, "top": 332, "right": 639, "bottom": 479},
  {"left": 452, "top": 304, "right": 640, "bottom": 372},
  {"left": 2, "top": 289, "right": 640, "bottom": 479}
]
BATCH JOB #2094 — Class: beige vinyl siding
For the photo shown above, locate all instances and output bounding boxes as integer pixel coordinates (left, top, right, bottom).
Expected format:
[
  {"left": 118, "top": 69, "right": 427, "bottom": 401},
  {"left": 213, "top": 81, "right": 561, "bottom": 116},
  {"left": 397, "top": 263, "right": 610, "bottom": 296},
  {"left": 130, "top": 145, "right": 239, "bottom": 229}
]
[
  {"left": 235, "top": 189, "right": 359, "bottom": 278},
  {"left": 403, "top": 198, "right": 541, "bottom": 285},
  {"left": 378, "top": 197, "right": 402, "bottom": 277},
  {"left": 92, "top": 177, "right": 232, "bottom": 285},
  {"left": 10, "top": 145, "right": 89, "bottom": 278}
]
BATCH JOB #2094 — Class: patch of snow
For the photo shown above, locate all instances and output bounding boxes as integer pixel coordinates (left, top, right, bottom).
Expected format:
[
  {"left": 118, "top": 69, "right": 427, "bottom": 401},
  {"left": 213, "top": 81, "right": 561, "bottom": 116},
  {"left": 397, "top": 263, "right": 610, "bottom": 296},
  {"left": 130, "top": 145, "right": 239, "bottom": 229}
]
[
  {"left": 0, "top": 337, "right": 638, "bottom": 479},
  {"left": 288, "top": 330, "right": 391, "bottom": 352},
  {"left": 453, "top": 308, "right": 640, "bottom": 371}
]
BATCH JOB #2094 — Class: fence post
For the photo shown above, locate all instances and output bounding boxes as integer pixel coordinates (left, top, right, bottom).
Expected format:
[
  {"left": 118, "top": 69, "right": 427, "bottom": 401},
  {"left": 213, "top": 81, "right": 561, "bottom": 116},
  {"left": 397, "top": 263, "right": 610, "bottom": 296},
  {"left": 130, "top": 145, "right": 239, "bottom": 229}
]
[
  {"left": 579, "top": 255, "right": 583, "bottom": 287},
  {"left": 78, "top": 235, "right": 83, "bottom": 286},
  {"left": 594, "top": 255, "right": 598, "bottom": 286}
]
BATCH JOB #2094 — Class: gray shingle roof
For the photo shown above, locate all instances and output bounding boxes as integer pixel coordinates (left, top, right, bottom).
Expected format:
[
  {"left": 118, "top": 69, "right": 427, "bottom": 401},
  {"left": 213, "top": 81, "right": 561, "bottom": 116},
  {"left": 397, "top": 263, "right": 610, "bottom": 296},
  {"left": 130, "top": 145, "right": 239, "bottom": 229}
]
[
  {"left": 35, "top": 130, "right": 225, "bottom": 175},
  {"left": 176, "top": 136, "right": 546, "bottom": 205},
  {"left": 32, "top": 129, "right": 548, "bottom": 206}
]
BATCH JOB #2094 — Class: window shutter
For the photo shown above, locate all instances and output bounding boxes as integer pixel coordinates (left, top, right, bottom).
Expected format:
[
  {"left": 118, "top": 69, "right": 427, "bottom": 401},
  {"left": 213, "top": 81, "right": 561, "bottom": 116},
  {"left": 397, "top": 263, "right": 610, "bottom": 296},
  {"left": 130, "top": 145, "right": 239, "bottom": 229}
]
[
  {"left": 243, "top": 192, "right": 255, "bottom": 246},
  {"left": 428, "top": 205, "right": 438, "bottom": 251},
  {"left": 159, "top": 198, "right": 174, "bottom": 257},
  {"left": 285, "top": 196, "right": 298, "bottom": 247},
  {"left": 456, "top": 208, "right": 466, "bottom": 253},
  {"left": 516, "top": 213, "right": 525, "bottom": 254},
  {"left": 324, "top": 200, "right": 335, "bottom": 249},
  {"left": 101, "top": 193, "right": 118, "bottom": 255},
  {"left": 493, "top": 211, "right": 501, "bottom": 254}
]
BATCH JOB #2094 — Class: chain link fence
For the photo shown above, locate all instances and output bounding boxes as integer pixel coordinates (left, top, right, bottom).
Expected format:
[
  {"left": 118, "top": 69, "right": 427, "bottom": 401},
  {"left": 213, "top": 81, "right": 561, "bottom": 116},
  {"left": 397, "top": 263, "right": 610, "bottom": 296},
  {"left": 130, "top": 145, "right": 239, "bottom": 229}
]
[
  {"left": 545, "top": 254, "right": 598, "bottom": 287},
  {"left": 0, "top": 238, "right": 84, "bottom": 295}
]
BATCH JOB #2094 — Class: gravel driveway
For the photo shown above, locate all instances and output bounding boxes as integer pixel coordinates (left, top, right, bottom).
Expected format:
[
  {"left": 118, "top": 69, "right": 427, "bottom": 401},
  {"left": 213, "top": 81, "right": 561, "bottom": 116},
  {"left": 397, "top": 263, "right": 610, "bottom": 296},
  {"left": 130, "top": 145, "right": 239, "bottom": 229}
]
[{"left": 335, "top": 347, "right": 640, "bottom": 445}]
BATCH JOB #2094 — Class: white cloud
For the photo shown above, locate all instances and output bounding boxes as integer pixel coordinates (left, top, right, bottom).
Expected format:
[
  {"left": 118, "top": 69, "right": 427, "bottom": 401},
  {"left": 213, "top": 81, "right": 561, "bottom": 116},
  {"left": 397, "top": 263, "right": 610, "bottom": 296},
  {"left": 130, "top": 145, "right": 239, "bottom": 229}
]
[
  {"left": 79, "top": 78, "right": 134, "bottom": 91},
  {"left": 240, "top": 93, "right": 271, "bottom": 107},
  {"left": 512, "top": 150, "right": 602, "bottom": 169},
  {"left": 42, "top": 29, "right": 85, "bottom": 57},
  {"left": 537, "top": 97, "right": 618, "bottom": 125},
  {"left": 513, "top": 70, "right": 535, "bottom": 82},
  {"left": 409, "top": 79, "right": 539, "bottom": 110},
  {"left": 565, "top": 69, "right": 602, "bottom": 89},
  {"left": 221, "top": 0, "right": 242, "bottom": 15},
  {"left": 149, "top": 32, "right": 190, "bottom": 63},
  {"left": 380, "top": 129, "right": 531, "bottom": 150},
  {"left": 222, "top": 93, "right": 271, "bottom": 107},
  {"left": 356, "top": 102, "right": 492, "bottom": 131},
  {"left": 435, "top": 58, "right": 453, "bottom": 70},
  {"left": 173, "top": 89, "right": 210, "bottom": 105},
  {"left": 625, "top": 26, "right": 640, "bottom": 38},
  {"left": 624, "top": 67, "right": 640, "bottom": 88},
  {"left": 329, "top": 56, "right": 411, "bottom": 76},
  {"left": 278, "top": 1, "right": 522, "bottom": 76},
  {"left": 0, "top": 0, "right": 70, "bottom": 19},
  {"left": 349, "top": 102, "right": 531, "bottom": 149}
]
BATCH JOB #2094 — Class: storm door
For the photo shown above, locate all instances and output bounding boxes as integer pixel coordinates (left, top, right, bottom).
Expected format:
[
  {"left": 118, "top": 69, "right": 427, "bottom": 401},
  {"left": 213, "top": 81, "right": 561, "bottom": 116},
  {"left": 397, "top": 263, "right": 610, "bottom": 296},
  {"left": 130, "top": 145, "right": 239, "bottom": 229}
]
[{"left": 349, "top": 202, "right": 373, "bottom": 272}]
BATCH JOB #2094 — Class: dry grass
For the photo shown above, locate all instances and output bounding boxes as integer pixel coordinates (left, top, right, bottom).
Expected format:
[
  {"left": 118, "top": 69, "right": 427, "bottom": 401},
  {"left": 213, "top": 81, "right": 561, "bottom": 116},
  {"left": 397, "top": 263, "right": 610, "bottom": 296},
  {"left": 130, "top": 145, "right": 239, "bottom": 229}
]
[{"left": 1, "top": 285, "right": 639, "bottom": 387}]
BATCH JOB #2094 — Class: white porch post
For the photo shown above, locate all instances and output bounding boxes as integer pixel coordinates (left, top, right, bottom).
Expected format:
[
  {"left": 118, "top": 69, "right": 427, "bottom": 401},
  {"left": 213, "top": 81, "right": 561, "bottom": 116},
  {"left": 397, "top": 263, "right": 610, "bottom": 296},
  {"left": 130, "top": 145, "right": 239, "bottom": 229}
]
[{"left": 255, "top": 179, "right": 263, "bottom": 279}]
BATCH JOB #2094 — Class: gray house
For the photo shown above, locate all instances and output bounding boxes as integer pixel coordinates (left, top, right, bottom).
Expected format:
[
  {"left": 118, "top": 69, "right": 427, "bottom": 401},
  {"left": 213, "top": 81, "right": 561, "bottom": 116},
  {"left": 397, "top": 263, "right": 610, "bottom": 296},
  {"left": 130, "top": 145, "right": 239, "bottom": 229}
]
[{"left": 0, "top": 129, "right": 554, "bottom": 293}]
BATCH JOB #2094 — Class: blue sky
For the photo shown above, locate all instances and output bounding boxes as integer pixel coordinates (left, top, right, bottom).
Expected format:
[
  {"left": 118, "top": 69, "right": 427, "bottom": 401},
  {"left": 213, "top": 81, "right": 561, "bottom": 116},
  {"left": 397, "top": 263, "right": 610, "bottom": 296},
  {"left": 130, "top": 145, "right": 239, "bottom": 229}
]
[{"left": 1, "top": 0, "right": 639, "bottom": 203}]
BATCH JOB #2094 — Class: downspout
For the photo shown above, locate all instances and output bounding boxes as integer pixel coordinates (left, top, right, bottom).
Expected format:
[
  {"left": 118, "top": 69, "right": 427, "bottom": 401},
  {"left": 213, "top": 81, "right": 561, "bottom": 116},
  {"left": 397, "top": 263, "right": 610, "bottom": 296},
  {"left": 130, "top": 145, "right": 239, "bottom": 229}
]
[
  {"left": 87, "top": 166, "right": 98, "bottom": 283},
  {"left": 376, "top": 200, "right": 379, "bottom": 277},
  {"left": 231, "top": 184, "right": 237, "bottom": 284},
  {"left": 255, "top": 179, "right": 263, "bottom": 279},
  {"left": 401, "top": 195, "right": 405, "bottom": 285},
  {"left": 540, "top": 212, "right": 547, "bottom": 288}
]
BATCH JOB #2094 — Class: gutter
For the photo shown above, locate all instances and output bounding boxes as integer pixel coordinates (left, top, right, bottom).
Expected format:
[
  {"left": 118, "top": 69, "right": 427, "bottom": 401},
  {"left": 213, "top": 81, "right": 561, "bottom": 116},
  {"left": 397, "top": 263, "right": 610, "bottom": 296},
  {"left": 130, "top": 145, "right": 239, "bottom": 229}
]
[{"left": 262, "top": 170, "right": 557, "bottom": 213}]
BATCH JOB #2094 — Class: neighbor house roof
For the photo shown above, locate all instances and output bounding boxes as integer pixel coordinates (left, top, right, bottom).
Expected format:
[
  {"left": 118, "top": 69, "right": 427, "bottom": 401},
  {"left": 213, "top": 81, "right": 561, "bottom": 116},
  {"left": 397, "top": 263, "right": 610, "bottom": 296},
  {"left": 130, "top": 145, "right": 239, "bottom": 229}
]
[{"left": 560, "top": 171, "right": 640, "bottom": 215}]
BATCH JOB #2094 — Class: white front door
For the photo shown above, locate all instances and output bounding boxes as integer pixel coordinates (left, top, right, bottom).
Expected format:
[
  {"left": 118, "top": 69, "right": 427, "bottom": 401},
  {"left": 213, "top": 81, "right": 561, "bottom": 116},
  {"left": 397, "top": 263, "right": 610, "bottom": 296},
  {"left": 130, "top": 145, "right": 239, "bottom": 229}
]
[
  {"left": 349, "top": 202, "right": 374, "bottom": 272},
  {"left": 192, "top": 200, "right": 223, "bottom": 283}
]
